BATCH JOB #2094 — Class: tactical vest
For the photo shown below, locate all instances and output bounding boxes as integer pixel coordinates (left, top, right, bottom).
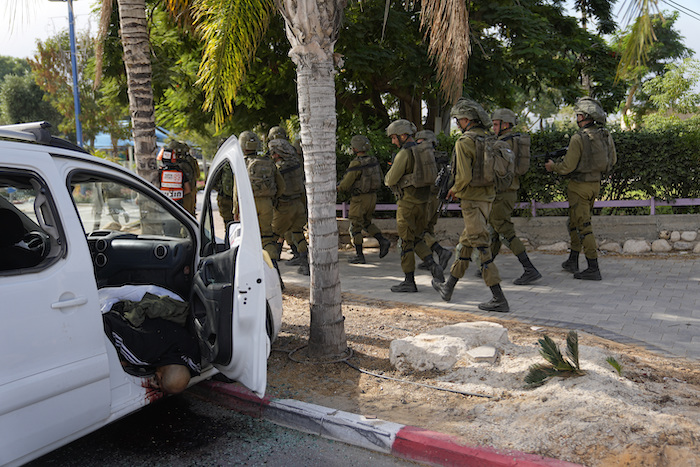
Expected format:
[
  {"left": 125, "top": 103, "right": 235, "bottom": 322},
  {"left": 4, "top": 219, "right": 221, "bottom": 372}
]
[
  {"left": 246, "top": 155, "right": 277, "bottom": 198},
  {"left": 576, "top": 126, "right": 613, "bottom": 181},
  {"left": 351, "top": 155, "right": 382, "bottom": 194},
  {"left": 465, "top": 132, "right": 514, "bottom": 192},
  {"left": 398, "top": 141, "right": 438, "bottom": 189},
  {"left": 276, "top": 154, "right": 305, "bottom": 198}
]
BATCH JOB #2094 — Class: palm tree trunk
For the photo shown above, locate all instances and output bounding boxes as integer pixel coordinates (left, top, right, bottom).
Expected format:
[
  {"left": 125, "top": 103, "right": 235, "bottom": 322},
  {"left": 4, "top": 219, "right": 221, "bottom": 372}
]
[
  {"left": 117, "top": 0, "right": 157, "bottom": 185},
  {"left": 279, "top": 0, "right": 347, "bottom": 358}
]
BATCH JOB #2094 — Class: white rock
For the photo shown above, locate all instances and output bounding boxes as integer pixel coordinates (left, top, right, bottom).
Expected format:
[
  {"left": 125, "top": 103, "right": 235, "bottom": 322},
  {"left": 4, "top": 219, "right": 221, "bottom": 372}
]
[
  {"left": 670, "top": 231, "right": 681, "bottom": 242},
  {"left": 680, "top": 231, "right": 697, "bottom": 242},
  {"left": 390, "top": 335, "right": 465, "bottom": 373},
  {"left": 651, "top": 239, "right": 672, "bottom": 253},
  {"left": 599, "top": 242, "right": 622, "bottom": 253},
  {"left": 389, "top": 322, "right": 510, "bottom": 373},
  {"left": 466, "top": 345, "right": 498, "bottom": 364},
  {"left": 622, "top": 239, "right": 651, "bottom": 254},
  {"left": 694, "top": 243, "right": 700, "bottom": 254},
  {"left": 673, "top": 241, "right": 693, "bottom": 251},
  {"left": 537, "top": 241, "right": 569, "bottom": 252},
  {"left": 659, "top": 230, "right": 670, "bottom": 240}
]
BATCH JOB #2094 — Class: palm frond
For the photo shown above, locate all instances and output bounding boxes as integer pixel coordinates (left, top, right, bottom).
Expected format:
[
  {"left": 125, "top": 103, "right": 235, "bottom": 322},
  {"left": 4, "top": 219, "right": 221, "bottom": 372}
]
[
  {"left": 194, "top": 0, "right": 275, "bottom": 128},
  {"left": 538, "top": 335, "right": 565, "bottom": 366},
  {"left": 606, "top": 356, "right": 623, "bottom": 376},
  {"left": 615, "top": 0, "right": 660, "bottom": 82},
  {"left": 566, "top": 330, "right": 580, "bottom": 371},
  {"left": 525, "top": 364, "right": 557, "bottom": 388},
  {"left": 93, "top": 0, "right": 114, "bottom": 89},
  {"left": 420, "top": 0, "right": 469, "bottom": 104}
]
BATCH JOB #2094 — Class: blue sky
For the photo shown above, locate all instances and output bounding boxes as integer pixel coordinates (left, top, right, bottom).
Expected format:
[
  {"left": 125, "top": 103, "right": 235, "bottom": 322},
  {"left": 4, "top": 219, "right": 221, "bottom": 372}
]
[{"left": 2, "top": 1, "right": 699, "bottom": 68}]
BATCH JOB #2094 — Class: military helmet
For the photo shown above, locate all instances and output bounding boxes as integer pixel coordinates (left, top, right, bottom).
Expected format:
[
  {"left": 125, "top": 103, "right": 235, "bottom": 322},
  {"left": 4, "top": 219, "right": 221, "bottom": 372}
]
[
  {"left": 267, "top": 126, "right": 287, "bottom": 141},
  {"left": 574, "top": 97, "right": 606, "bottom": 124},
  {"left": 350, "top": 135, "right": 371, "bottom": 153},
  {"left": 268, "top": 138, "right": 296, "bottom": 158},
  {"left": 239, "top": 130, "right": 261, "bottom": 152},
  {"left": 491, "top": 108, "right": 518, "bottom": 126},
  {"left": 450, "top": 98, "right": 492, "bottom": 128},
  {"left": 415, "top": 130, "right": 438, "bottom": 146},
  {"left": 386, "top": 119, "right": 416, "bottom": 137}
]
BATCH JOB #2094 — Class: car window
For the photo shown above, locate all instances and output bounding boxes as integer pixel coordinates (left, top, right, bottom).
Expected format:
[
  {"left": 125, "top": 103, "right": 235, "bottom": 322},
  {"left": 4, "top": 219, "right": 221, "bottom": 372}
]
[
  {"left": 0, "top": 170, "right": 64, "bottom": 273},
  {"left": 202, "top": 161, "right": 240, "bottom": 256},
  {"left": 68, "top": 173, "right": 191, "bottom": 240}
]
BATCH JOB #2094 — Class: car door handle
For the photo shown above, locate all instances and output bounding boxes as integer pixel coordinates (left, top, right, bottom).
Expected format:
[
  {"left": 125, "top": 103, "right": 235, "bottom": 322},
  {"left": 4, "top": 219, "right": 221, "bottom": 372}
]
[{"left": 51, "top": 296, "right": 88, "bottom": 309}]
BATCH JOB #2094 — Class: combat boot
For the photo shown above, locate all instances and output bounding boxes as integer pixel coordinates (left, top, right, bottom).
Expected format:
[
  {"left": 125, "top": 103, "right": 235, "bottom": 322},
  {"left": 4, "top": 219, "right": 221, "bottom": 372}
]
[
  {"left": 391, "top": 272, "right": 418, "bottom": 293},
  {"left": 287, "top": 242, "right": 300, "bottom": 263},
  {"left": 374, "top": 233, "right": 391, "bottom": 258},
  {"left": 432, "top": 274, "right": 458, "bottom": 302},
  {"left": 562, "top": 250, "right": 580, "bottom": 273},
  {"left": 433, "top": 243, "right": 453, "bottom": 271},
  {"left": 574, "top": 257, "right": 602, "bottom": 281},
  {"left": 297, "top": 252, "right": 310, "bottom": 276},
  {"left": 514, "top": 252, "right": 542, "bottom": 285},
  {"left": 348, "top": 244, "right": 366, "bottom": 264},
  {"left": 478, "top": 284, "right": 509, "bottom": 312},
  {"left": 417, "top": 259, "right": 429, "bottom": 270},
  {"left": 423, "top": 255, "right": 445, "bottom": 284}
]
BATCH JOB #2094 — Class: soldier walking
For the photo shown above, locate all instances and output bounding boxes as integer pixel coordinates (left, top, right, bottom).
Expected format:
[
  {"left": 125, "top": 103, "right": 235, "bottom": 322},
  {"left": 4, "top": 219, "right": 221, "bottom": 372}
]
[
  {"left": 546, "top": 97, "right": 616, "bottom": 280},
  {"left": 337, "top": 135, "right": 391, "bottom": 264},
  {"left": 432, "top": 98, "right": 509, "bottom": 312},
  {"left": 384, "top": 119, "right": 444, "bottom": 292}
]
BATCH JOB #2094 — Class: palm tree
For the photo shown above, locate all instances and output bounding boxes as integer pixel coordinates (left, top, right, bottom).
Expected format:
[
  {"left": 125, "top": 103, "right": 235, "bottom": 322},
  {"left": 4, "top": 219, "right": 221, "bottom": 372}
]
[{"left": 97, "top": 0, "right": 157, "bottom": 185}]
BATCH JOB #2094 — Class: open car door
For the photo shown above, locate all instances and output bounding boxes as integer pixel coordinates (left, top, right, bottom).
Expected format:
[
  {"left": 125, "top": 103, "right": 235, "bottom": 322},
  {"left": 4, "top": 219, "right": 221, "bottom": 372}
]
[{"left": 192, "top": 136, "right": 269, "bottom": 397}]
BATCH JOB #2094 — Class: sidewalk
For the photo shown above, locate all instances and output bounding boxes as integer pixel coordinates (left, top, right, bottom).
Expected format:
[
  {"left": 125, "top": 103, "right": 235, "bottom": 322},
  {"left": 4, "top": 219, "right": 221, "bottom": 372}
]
[{"left": 283, "top": 248, "right": 700, "bottom": 360}]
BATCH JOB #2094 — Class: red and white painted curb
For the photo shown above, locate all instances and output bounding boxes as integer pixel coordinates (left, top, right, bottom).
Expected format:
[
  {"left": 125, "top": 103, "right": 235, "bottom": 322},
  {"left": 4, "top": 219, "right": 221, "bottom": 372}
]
[{"left": 194, "top": 380, "right": 581, "bottom": 467}]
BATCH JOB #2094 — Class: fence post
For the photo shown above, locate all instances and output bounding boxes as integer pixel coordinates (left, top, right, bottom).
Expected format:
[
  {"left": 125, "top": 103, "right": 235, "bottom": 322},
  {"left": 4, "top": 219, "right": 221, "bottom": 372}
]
[
  {"left": 650, "top": 198, "right": 656, "bottom": 215},
  {"left": 531, "top": 199, "right": 537, "bottom": 217}
]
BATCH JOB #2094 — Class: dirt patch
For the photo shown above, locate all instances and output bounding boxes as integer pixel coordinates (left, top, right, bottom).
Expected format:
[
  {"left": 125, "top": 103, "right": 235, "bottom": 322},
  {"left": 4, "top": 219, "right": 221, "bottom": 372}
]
[{"left": 267, "top": 285, "right": 700, "bottom": 467}]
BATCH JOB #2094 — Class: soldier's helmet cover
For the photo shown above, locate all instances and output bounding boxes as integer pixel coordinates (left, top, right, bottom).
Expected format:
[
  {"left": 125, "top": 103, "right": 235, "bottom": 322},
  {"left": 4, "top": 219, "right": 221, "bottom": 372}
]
[
  {"left": 267, "top": 126, "right": 287, "bottom": 141},
  {"left": 386, "top": 119, "right": 416, "bottom": 137},
  {"left": 268, "top": 138, "right": 296, "bottom": 158},
  {"left": 350, "top": 135, "right": 371, "bottom": 153},
  {"left": 491, "top": 108, "right": 518, "bottom": 126},
  {"left": 574, "top": 97, "right": 606, "bottom": 124},
  {"left": 450, "top": 98, "right": 492, "bottom": 129},
  {"left": 415, "top": 130, "right": 438, "bottom": 146},
  {"left": 239, "top": 130, "right": 261, "bottom": 152}
]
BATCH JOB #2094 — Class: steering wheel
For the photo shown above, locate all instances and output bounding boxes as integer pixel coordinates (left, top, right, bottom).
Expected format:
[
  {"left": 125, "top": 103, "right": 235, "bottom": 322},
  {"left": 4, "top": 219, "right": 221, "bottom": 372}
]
[{"left": 23, "top": 231, "right": 49, "bottom": 258}]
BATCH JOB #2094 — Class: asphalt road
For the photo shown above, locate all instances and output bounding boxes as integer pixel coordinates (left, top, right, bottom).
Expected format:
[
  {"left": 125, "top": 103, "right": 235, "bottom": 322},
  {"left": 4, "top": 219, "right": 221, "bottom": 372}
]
[{"left": 28, "top": 392, "right": 421, "bottom": 466}]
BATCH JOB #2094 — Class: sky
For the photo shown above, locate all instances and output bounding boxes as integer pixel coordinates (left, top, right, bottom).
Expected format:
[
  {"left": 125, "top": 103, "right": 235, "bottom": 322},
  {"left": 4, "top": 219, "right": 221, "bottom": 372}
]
[{"left": 2, "top": 0, "right": 700, "bottom": 67}]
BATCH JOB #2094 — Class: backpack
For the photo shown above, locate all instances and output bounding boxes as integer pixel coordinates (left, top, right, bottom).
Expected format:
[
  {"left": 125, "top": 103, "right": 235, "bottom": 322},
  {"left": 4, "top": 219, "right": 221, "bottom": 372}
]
[
  {"left": 503, "top": 133, "right": 531, "bottom": 176},
  {"left": 353, "top": 155, "right": 382, "bottom": 194},
  {"left": 276, "top": 154, "right": 305, "bottom": 197},
  {"left": 469, "top": 135, "right": 515, "bottom": 192},
  {"left": 397, "top": 141, "right": 437, "bottom": 189},
  {"left": 246, "top": 155, "right": 277, "bottom": 198},
  {"left": 578, "top": 127, "right": 614, "bottom": 175}
]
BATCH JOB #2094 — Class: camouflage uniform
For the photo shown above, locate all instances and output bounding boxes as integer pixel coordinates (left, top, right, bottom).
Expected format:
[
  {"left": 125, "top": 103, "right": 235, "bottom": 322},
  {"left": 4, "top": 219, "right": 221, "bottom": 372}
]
[
  {"left": 385, "top": 120, "right": 444, "bottom": 292},
  {"left": 337, "top": 135, "right": 390, "bottom": 264},
  {"left": 548, "top": 97, "right": 616, "bottom": 281},
  {"left": 432, "top": 98, "right": 509, "bottom": 312}
]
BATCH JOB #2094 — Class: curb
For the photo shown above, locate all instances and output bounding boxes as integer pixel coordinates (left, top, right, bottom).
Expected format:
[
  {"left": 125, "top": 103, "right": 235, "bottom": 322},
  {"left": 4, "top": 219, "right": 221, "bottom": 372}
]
[{"left": 193, "top": 380, "right": 582, "bottom": 467}]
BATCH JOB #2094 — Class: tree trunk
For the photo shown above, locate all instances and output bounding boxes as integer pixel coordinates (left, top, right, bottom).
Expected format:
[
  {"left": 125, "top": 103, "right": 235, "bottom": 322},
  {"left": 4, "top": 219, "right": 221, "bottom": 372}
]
[
  {"left": 279, "top": 0, "right": 347, "bottom": 358},
  {"left": 117, "top": 0, "right": 157, "bottom": 185}
]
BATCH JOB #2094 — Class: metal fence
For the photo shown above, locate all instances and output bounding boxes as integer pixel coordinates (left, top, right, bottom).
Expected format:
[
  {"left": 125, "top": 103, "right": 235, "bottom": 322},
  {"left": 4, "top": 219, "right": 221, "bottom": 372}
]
[{"left": 336, "top": 198, "right": 700, "bottom": 218}]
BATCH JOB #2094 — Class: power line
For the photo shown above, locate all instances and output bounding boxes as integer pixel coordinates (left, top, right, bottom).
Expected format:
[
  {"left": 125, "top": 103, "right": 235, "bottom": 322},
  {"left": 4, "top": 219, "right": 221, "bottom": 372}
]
[{"left": 660, "top": 0, "right": 700, "bottom": 22}]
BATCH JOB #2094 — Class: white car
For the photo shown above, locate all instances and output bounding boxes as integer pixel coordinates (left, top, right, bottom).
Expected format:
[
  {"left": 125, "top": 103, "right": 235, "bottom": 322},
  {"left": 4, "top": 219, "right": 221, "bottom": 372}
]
[{"left": 0, "top": 122, "right": 283, "bottom": 466}]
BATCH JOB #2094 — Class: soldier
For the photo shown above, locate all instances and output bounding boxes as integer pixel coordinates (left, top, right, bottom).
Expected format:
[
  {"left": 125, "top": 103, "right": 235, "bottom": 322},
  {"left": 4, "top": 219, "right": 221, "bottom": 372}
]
[
  {"left": 269, "top": 138, "right": 310, "bottom": 276},
  {"left": 414, "top": 130, "right": 453, "bottom": 271},
  {"left": 337, "top": 135, "right": 391, "bottom": 264},
  {"left": 384, "top": 119, "right": 444, "bottom": 292},
  {"left": 174, "top": 142, "right": 200, "bottom": 216},
  {"left": 432, "top": 98, "right": 509, "bottom": 312},
  {"left": 546, "top": 97, "right": 616, "bottom": 280},
  {"left": 487, "top": 108, "right": 541, "bottom": 285},
  {"left": 235, "top": 131, "right": 285, "bottom": 264}
]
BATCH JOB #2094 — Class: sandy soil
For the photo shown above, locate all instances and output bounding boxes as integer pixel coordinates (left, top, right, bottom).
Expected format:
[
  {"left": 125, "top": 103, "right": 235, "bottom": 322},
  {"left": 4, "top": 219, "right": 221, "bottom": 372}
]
[{"left": 266, "top": 285, "right": 700, "bottom": 467}]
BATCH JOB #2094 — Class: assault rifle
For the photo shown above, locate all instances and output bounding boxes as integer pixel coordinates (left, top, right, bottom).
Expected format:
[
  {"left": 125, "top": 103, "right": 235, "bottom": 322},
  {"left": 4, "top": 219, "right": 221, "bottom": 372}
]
[
  {"left": 533, "top": 148, "right": 567, "bottom": 160},
  {"left": 435, "top": 164, "right": 452, "bottom": 214}
]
